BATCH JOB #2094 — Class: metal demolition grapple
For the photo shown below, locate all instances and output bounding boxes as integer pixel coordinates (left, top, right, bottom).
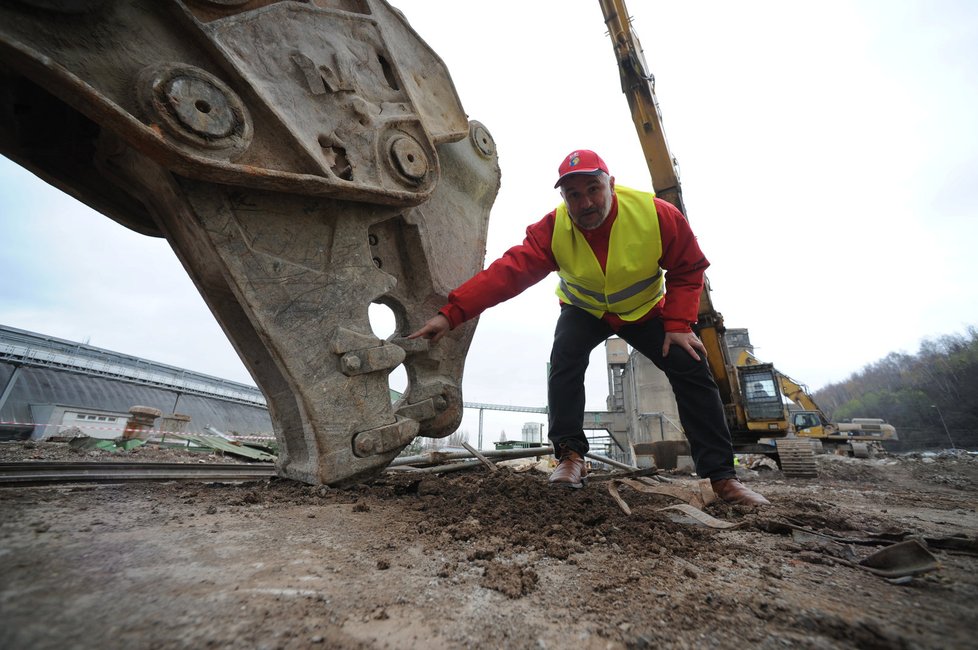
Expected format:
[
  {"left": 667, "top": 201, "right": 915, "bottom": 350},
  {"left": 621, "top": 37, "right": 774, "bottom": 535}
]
[{"left": 0, "top": 0, "right": 499, "bottom": 484}]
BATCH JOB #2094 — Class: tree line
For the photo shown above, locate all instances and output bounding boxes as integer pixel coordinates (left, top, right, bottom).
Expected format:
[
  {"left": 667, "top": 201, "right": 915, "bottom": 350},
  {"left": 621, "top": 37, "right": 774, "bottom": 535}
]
[{"left": 813, "top": 326, "right": 977, "bottom": 451}]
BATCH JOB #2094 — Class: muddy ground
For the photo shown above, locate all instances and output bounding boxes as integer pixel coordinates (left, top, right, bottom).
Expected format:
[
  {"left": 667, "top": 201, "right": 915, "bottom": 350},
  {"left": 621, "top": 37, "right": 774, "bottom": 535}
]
[{"left": 0, "top": 441, "right": 976, "bottom": 650}]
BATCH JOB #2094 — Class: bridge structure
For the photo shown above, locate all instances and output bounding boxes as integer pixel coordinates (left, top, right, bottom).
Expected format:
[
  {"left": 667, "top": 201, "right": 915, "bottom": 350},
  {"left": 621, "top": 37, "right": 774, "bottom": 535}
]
[{"left": 462, "top": 401, "right": 547, "bottom": 450}]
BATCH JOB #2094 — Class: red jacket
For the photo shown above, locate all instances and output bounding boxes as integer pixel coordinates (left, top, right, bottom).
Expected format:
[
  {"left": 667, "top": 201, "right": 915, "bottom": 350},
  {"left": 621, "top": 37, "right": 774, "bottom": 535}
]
[{"left": 439, "top": 193, "right": 709, "bottom": 334}]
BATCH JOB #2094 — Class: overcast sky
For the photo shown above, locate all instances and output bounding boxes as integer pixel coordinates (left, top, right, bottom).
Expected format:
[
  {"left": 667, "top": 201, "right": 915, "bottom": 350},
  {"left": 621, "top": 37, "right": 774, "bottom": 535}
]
[{"left": 2, "top": 1, "right": 976, "bottom": 447}]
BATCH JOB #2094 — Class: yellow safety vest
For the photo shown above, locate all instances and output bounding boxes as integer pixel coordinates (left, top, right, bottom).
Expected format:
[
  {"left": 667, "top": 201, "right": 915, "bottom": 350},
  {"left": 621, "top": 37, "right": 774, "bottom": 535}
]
[{"left": 552, "top": 186, "right": 664, "bottom": 321}]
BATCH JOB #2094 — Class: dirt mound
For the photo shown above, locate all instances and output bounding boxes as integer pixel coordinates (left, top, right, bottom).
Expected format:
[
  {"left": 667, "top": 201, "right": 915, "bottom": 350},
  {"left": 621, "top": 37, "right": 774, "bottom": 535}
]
[{"left": 251, "top": 469, "right": 727, "bottom": 569}]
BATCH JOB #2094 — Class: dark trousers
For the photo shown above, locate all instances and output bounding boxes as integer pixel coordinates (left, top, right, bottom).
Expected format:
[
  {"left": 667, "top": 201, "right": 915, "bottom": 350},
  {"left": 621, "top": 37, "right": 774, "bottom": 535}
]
[{"left": 547, "top": 305, "right": 736, "bottom": 481}]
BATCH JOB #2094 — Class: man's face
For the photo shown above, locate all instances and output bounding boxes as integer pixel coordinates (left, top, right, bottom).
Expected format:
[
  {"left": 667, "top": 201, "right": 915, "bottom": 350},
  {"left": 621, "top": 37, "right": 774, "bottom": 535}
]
[{"left": 559, "top": 173, "right": 615, "bottom": 230}]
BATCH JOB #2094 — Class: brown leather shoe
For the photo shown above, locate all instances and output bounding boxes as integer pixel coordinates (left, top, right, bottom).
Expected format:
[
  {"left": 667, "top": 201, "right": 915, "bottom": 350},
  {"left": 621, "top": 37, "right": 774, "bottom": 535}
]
[
  {"left": 711, "top": 478, "right": 771, "bottom": 506},
  {"left": 549, "top": 450, "right": 587, "bottom": 489}
]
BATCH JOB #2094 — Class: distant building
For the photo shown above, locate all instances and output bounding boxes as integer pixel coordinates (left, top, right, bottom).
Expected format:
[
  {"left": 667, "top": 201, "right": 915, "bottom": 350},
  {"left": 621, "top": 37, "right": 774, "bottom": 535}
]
[
  {"left": 521, "top": 421, "right": 544, "bottom": 444},
  {"left": 0, "top": 324, "right": 273, "bottom": 441}
]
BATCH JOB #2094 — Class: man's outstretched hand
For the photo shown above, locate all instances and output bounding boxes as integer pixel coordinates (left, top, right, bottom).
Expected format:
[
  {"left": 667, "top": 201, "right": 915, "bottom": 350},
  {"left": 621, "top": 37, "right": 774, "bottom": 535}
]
[{"left": 408, "top": 313, "right": 451, "bottom": 343}]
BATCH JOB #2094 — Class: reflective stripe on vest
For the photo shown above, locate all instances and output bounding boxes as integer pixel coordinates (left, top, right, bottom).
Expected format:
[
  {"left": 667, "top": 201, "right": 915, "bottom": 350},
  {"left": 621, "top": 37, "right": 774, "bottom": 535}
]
[{"left": 552, "top": 185, "right": 664, "bottom": 321}]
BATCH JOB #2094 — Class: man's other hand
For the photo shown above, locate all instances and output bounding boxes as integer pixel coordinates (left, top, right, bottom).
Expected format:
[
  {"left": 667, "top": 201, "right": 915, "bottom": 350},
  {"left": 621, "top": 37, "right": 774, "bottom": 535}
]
[
  {"left": 662, "top": 331, "right": 706, "bottom": 362},
  {"left": 408, "top": 314, "right": 451, "bottom": 343}
]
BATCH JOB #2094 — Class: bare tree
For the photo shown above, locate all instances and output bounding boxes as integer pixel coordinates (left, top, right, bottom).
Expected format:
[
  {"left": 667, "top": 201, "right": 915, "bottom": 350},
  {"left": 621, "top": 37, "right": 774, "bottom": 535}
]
[{"left": 446, "top": 429, "right": 469, "bottom": 448}]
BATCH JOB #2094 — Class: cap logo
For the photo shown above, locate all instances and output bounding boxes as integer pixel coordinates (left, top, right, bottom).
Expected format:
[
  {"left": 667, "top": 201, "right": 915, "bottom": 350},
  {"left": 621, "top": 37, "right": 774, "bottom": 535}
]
[{"left": 568, "top": 153, "right": 582, "bottom": 168}]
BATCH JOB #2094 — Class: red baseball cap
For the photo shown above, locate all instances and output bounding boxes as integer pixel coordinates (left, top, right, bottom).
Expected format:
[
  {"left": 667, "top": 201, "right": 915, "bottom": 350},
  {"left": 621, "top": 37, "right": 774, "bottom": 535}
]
[{"left": 554, "top": 150, "right": 609, "bottom": 188}]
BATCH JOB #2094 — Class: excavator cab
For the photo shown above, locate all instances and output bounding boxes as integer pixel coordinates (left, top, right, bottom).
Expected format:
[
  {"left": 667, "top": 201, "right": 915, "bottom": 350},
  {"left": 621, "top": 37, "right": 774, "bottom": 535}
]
[
  {"left": 737, "top": 365, "right": 785, "bottom": 424},
  {"left": 792, "top": 411, "right": 823, "bottom": 433}
]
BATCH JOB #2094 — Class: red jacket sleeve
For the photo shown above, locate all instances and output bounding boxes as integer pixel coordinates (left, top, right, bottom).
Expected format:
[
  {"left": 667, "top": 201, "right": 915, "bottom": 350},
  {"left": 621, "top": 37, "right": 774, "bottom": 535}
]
[
  {"left": 654, "top": 198, "right": 710, "bottom": 333},
  {"left": 439, "top": 213, "right": 559, "bottom": 328}
]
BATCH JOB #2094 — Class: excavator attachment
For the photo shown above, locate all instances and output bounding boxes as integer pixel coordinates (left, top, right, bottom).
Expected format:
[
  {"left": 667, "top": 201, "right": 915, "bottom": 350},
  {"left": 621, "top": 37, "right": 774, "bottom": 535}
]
[{"left": 0, "top": 1, "right": 500, "bottom": 484}]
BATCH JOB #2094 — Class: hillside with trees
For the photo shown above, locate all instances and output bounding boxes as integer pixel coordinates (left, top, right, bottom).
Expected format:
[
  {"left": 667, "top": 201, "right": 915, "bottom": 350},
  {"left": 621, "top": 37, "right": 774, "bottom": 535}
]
[{"left": 814, "top": 326, "right": 978, "bottom": 451}]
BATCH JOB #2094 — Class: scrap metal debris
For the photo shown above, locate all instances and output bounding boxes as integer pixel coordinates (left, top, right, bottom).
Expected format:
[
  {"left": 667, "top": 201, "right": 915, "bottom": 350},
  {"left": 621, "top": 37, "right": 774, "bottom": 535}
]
[
  {"left": 604, "top": 478, "right": 742, "bottom": 529},
  {"left": 606, "top": 477, "right": 716, "bottom": 514},
  {"left": 167, "top": 434, "right": 276, "bottom": 462},
  {"left": 854, "top": 539, "right": 941, "bottom": 578},
  {"left": 68, "top": 437, "right": 145, "bottom": 453},
  {"left": 461, "top": 441, "right": 498, "bottom": 472},
  {"left": 764, "top": 518, "right": 943, "bottom": 581},
  {"left": 658, "top": 504, "right": 744, "bottom": 529}
]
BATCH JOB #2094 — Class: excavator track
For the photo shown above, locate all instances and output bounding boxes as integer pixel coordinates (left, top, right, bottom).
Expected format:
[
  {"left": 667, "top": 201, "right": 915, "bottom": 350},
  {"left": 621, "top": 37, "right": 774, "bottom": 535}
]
[{"left": 775, "top": 438, "right": 819, "bottom": 478}]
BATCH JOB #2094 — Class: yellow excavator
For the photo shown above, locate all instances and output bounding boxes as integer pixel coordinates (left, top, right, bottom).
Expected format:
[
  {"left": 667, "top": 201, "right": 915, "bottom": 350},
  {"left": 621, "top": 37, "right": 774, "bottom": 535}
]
[
  {"left": 737, "top": 350, "right": 898, "bottom": 456},
  {"left": 598, "top": 0, "right": 818, "bottom": 475},
  {"left": 738, "top": 351, "right": 897, "bottom": 458}
]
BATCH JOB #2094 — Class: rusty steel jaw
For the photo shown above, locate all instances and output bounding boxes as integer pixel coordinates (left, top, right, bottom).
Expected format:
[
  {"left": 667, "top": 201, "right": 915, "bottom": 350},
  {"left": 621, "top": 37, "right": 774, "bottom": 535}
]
[{"left": 0, "top": 0, "right": 499, "bottom": 484}]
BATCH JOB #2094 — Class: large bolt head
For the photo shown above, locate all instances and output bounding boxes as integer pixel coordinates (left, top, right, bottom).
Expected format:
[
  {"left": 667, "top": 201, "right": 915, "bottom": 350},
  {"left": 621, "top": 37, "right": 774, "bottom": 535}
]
[
  {"left": 471, "top": 123, "right": 495, "bottom": 158},
  {"left": 355, "top": 436, "right": 377, "bottom": 456},
  {"left": 138, "top": 63, "right": 252, "bottom": 155},
  {"left": 340, "top": 353, "right": 362, "bottom": 375},
  {"left": 164, "top": 76, "right": 237, "bottom": 139},
  {"left": 389, "top": 135, "right": 428, "bottom": 182}
]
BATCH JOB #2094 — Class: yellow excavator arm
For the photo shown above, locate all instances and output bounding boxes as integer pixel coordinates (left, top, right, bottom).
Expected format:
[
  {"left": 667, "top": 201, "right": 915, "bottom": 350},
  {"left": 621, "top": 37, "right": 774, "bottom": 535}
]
[
  {"left": 777, "top": 374, "right": 826, "bottom": 417},
  {"left": 598, "top": 0, "right": 684, "bottom": 214},
  {"left": 598, "top": 0, "right": 786, "bottom": 443}
]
